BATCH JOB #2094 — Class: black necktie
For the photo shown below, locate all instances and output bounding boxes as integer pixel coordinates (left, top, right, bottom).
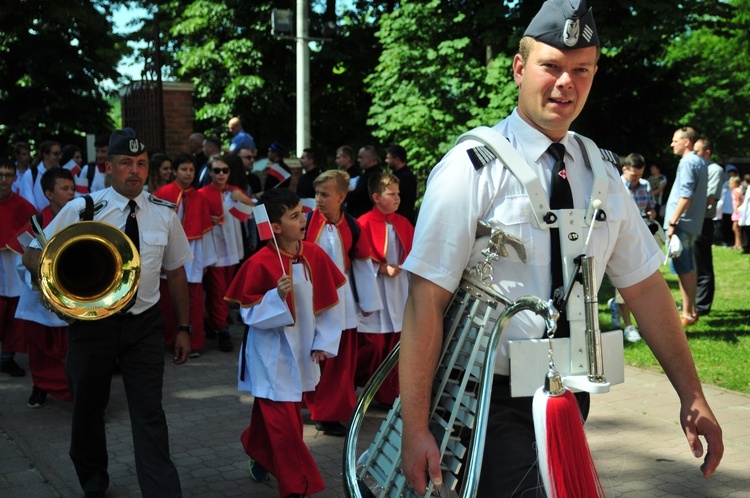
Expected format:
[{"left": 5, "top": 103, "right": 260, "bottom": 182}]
[
  {"left": 547, "top": 143, "right": 573, "bottom": 337},
  {"left": 125, "top": 200, "right": 140, "bottom": 254}
]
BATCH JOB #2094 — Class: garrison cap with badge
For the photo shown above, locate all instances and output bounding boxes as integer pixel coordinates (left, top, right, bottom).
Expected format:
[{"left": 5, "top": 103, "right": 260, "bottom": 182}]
[
  {"left": 108, "top": 127, "right": 147, "bottom": 156},
  {"left": 524, "top": 0, "right": 599, "bottom": 50}
]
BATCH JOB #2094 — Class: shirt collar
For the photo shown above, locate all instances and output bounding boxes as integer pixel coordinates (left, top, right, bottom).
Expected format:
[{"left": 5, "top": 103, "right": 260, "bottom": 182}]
[
  {"left": 506, "top": 108, "right": 572, "bottom": 164},
  {"left": 110, "top": 188, "right": 145, "bottom": 213}
]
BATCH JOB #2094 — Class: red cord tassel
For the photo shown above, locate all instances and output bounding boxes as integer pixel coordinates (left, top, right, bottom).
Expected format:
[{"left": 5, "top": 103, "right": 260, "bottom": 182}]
[{"left": 533, "top": 387, "right": 603, "bottom": 498}]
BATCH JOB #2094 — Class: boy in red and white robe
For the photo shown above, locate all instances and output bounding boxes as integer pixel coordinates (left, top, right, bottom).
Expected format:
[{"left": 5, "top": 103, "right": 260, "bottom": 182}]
[
  {"left": 356, "top": 172, "right": 414, "bottom": 406},
  {"left": 302, "top": 170, "right": 382, "bottom": 436},
  {"left": 199, "top": 155, "right": 253, "bottom": 352},
  {"left": 225, "top": 188, "right": 345, "bottom": 498},
  {"left": 9, "top": 168, "right": 76, "bottom": 405},
  {"left": 154, "top": 153, "right": 216, "bottom": 355},
  {"left": 0, "top": 162, "right": 37, "bottom": 378}
]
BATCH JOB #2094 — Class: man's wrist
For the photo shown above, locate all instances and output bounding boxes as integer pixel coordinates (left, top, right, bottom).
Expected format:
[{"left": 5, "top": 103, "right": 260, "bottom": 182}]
[{"left": 177, "top": 324, "right": 192, "bottom": 335}]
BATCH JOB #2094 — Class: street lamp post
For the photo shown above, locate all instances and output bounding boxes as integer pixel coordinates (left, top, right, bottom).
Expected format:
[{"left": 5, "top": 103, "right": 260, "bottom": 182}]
[{"left": 296, "top": 0, "right": 310, "bottom": 158}]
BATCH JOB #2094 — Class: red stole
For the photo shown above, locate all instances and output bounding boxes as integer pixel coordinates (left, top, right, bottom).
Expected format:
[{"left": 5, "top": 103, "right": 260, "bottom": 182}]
[
  {"left": 225, "top": 241, "right": 346, "bottom": 323},
  {"left": 154, "top": 182, "right": 213, "bottom": 240},
  {"left": 198, "top": 184, "right": 241, "bottom": 225},
  {"left": 305, "top": 209, "right": 372, "bottom": 271},
  {"left": 357, "top": 208, "right": 414, "bottom": 264},
  {"left": 1, "top": 193, "right": 38, "bottom": 249}
]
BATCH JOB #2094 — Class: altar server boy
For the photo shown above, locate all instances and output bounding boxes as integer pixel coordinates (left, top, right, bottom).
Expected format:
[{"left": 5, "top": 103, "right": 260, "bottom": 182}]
[{"left": 225, "top": 188, "right": 346, "bottom": 498}]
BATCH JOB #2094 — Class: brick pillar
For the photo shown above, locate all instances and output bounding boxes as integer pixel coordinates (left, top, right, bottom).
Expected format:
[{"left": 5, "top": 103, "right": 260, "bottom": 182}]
[{"left": 161, "top": 82, "right": 194, "bottom": 158}]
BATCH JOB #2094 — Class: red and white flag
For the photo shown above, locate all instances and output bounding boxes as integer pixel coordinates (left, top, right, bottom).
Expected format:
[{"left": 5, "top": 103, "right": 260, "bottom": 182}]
[
  {"left": 254, "top": 204, "right": 274, "bottom": 241},
  {"left": 74, "top": 171, "right": 90, "bottom": 194},
  {"left": 229, "top": 200, "right": 253, "bottom": 222},
  {"left": 267, "top": 163, "right": 291, "bottom": 184},
  {"left": 300, "top": 197, "right": 316, "bottom": 213},
  {"left": 63, "top": 159, "right": 82, "bottom": 177}
]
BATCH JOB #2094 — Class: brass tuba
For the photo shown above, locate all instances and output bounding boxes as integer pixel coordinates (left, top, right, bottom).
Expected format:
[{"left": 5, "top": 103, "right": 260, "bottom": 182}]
[{"left": 38, "top": 221, "right": 140, "bottom": 320}]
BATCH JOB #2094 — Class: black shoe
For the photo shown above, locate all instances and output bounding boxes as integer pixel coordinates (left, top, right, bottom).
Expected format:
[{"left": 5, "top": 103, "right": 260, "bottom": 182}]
[
  {"left": 218, "top": 332, "right": 234, "bottom": 352},
  {"left": 314, "top": 421, "right": 347, "bottom": 437},
  {"left": 28, "top": 386, "right": 47, "bottom": 408},
  {"left": 0, "top": 360, "right": 25, "bottom": 377}
]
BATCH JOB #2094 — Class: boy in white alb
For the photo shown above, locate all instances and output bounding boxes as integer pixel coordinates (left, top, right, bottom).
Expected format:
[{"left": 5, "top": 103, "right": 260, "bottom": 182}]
[
  {"left": 302, "top": 170, "right": 382, "bottom": 436},
  {"left": 356, "top": 172, "right": 414, "bottom": 405},
  {"left": 225, "top": 188, "right": 346, "bottom": 498}
]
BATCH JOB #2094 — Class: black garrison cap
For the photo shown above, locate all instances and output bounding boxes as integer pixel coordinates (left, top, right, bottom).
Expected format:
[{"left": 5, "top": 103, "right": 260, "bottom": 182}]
[
  {"left": 108, "top": 128, "right": 146, "bottom": 156},
  {"left": 524, "top": 0, "right": 599, "bottom": 50}
]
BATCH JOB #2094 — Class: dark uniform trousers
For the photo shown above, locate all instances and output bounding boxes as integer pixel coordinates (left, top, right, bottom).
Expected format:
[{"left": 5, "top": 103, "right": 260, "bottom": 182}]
[
  {"left": 459, "top": 376, "right": 590, "bottom": 498},
  {"left": 66, "top": 305, "right": 182, "bottom": 497}
]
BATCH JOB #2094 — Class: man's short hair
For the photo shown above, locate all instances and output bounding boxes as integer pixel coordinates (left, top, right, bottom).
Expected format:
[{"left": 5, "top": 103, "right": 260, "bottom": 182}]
[
  {"left": 676, "top": 126, "right": 698, "bottom": 144},
  {"left": 302, "top": 148, "right": 316, "bottom": 164},
  {"left": 204, "top": 136, "right": 222, "bottom": 150},
  {"left": 360, "top": 145, "right": 380, "bottom": 164},
  {"left": 386, "top": 145, "right": 407, "bottom": 163},
  {"left": 368, "top": 171, "right": 399, "bottom": 198},
  {"left": 623, "top": 153, "right": 646, "bottom": 170},
  {"left": 14, "top": 142, "right": 30, "bottom": 155},
  {"left": 313, "top": 169, "right": 350, "bottom": 194},
  {"left": 336, "top": 145, "right": 355, "bottom": 163},
  {"left": 41, "top": 166, "right": 74, "bottom": 193},
  {"left": 518, "top": 36, "right": 601, "bottom": 63},
  {"left": 259, "top": 188, "right": 300, "bottom": 224},
  {"left": 695, "top": 136, "right": 712, "bottom": 151}
]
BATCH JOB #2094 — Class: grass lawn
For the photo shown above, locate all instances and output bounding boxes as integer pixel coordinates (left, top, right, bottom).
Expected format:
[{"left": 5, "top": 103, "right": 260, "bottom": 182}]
[{"left": 598, "top": 245, "right": 750, "bottom": 393}]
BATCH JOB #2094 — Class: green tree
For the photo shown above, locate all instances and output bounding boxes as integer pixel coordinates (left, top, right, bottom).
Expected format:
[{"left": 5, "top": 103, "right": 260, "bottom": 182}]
[{"left": 0, "top": 1, "right": 127, "bottom": 158}]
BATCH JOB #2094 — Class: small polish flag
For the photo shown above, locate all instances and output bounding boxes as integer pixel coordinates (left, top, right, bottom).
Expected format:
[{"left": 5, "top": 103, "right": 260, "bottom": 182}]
[
  {"left": 254, "top": 204, "right": 274, "bottom": 241},
  {"left": 229, "top": 200, "right": 253, "bottom": 222},
  {"left": 74, "top": 172, "right": 90, "bottom": 194},
  {"left": 300, "top": 198, "right": 316, "bottom": 213},
  {"left": 267, "top": 163, "right": 291, "bottom": 184},
  {"left": 63, "top": 159, "right": 81, "bottom": 176}
]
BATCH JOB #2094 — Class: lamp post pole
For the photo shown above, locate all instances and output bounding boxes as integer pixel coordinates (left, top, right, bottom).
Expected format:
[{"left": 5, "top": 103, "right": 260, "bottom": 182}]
[{"left": 296, "top": 0, "right": 310, "bottom": 158}]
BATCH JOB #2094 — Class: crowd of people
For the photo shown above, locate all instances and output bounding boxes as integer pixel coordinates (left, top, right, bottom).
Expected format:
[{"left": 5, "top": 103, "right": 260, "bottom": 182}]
[{"left": 0, "top": 1, "right": 737, "bottom": 496}]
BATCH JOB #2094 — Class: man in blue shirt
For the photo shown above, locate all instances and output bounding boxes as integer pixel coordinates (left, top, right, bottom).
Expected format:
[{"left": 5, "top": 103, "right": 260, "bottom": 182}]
[
  {"left": 663, "top": 126, "right": 708, "bottom": 327},
  {"left": 228, "top": 117, "right": 256, "bottom": 153}
]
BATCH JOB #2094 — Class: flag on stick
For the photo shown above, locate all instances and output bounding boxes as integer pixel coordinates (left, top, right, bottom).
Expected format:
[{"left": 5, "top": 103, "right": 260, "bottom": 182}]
[
  {"left": 254, "top": 204, "right": 286, "bottom": 275},
  {"left": 267, "top": 163, "right": 291, "bottom": 184},
  {"left": 229, "top": 200, "right": 253, "bottom": 222}
]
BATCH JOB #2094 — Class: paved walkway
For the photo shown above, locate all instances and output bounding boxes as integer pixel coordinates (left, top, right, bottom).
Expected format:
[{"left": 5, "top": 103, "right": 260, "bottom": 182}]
[{"left": 1, "top": 323, "right": 749, "bottom": 497}]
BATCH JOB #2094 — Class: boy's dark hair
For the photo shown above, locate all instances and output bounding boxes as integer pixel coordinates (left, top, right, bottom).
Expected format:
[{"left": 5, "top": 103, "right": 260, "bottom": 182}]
[
  {"left": 172, "top": 152, "right": 195, "bottom": 170},
  {"left": 205, "top": 135, "right": 222, "bottom": 149},
  {"left": 95, "top": 135, "right": 109, "bottom": 148},
  {"left": 368, "top": 171, "right": 400, "bottom": 199},
  {"left": 623, "top": 153, "right": 646, "bottom": 170},
  {"left": 14, "top": 142, "right": 30, "bottom": 155},
  {"left": 41, "top": 166, "right": 74, "bottom": 194},
  {"left": 259, "top": 188, "right": 300, "bottom": 224},
  {"left": 0, "top": 161, "right": 16, "bottom": 173}
]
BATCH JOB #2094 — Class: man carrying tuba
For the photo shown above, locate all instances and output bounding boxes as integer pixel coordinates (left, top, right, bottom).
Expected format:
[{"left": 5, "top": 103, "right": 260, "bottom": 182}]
[
  {"left": 23, "top": 128, "right": 193, "bottom": 498},
  {"left": 398, "top": 1, "right": 723, "bottom": 496}
]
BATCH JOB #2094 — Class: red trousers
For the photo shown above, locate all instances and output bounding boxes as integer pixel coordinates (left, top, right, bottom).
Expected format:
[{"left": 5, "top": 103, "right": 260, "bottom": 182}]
[
  {"left": 204, "top": 265, "right": 235, "bottom": 330},
  {"left": 159, "top": 280, "right": 206, "bottom": 352},
  {"left": 303, "top": 328, "right": 357, "bottom": 422},
  {"left": 355, "top": 332, "right": 400, "bottom": 406},
  {"left": 23, "top": 320, "right": 72, "bottom": 402},
  {"left": 0, "top": 296, "right": 27, "bottom": 353},
  {"left": 241, "top": 397, "right": 325, "bottom": 498}
]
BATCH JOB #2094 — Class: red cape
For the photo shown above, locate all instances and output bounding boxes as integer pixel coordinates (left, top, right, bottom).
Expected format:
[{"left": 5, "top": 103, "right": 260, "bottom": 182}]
[
  {"left": 357, "top": 208, "right": 414, "bottom": 264},
  {"left": 198, "top": 183, "right": 241, "bottom": 225},
  {"left": 1, "top": 193, "right": 38, "bottom": 249},
  {"left": 225, "top": 241, "right": 346, "bottom": 323},
  {"left": 153, "top": 182, "right": 213, "bottom": 240},
  {"left": 305, "top": 209, "right": 373, "bottom": 270}
]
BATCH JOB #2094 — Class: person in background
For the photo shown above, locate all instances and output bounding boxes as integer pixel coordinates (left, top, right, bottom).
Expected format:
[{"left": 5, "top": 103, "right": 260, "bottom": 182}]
[
  {"left": 60, "top": 144, "right": 83, "bottom": 176},
  {"left": 0, "top": 161, "right": 38, "bottom": 378},
  {"left": 11, "top": 142, "right": 31, "bottom": 194},
  {"left": 648, "top": 163, "right": 668, "bottom": 223},
  {"left": 346, "top": 146, "right": 383, "bottom": 218},
  {"left": 20, "top": 140, "right": 61, "bottom": 211},
  {"left": 10, "top": 167, "right": 76, "bottom": 407},
  {"left": 336, "top": 145, "right": 361, "bottom": 194},
  {"left": 385, "top": 145, "right": 417, "bottom": 225},
  {"left": 296, "top": 148, "right": 322, "bottom": 200},
  {"left": 146, "top": 153, "right": 173, "bottom": 193},
  {"left": 77, "top": 135, "right": 109, "bottom": 195},
  {"left": 154, "top": 153, "right": 216, "bottom": 358},
  {"left": 228, "top": 117, "right": 257, "bottom": 153},
  {"left": 730, "top": 176, "right": 744, "bottom": 249}
]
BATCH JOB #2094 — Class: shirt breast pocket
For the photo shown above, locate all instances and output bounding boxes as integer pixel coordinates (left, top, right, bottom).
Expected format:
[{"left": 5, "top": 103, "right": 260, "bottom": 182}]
[
  {"left": 140, "top": 230, "right": 167, "bottom": 268},
  {"left": 488, "top": 195, "right": 550, "bottom": 267}
]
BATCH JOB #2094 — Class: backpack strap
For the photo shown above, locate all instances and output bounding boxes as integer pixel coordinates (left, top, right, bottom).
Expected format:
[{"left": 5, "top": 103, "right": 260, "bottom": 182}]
[{"left": 87, "top": 162, "right": 97, "bottom": 189}]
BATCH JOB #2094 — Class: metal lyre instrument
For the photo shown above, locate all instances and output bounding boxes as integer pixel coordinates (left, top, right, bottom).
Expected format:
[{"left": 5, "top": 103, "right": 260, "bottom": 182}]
[
  {"left": 36, "top": 221, "right": 141, "bottom": 321},
  {"left": 344, "top": 224, "right": 562, "bottom": 498}
]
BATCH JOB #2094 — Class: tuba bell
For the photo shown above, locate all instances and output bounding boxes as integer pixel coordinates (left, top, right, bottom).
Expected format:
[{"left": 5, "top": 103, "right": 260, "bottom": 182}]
[{"left": 37, "top": 221, "right": 140, "bottom": 320}]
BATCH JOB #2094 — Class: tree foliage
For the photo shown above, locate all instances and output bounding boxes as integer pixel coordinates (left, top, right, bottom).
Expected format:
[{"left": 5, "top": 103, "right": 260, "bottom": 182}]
[{"left": 0, "top": 1, "right": 127, "bottom": 158}]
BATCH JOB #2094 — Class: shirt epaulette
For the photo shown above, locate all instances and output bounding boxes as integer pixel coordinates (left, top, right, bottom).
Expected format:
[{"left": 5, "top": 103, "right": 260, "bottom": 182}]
[
  {"left": 149, "top": 196, "right": 177, "bottom": 209},
  {"left": 78, "top": 200, "right": 107, "bottom": 218},
  {"left": 467, "top": 145, "right": 496, "bottom": 171},
  {"left": 600, "top": 148, "right": 620, "bottom": 167}
]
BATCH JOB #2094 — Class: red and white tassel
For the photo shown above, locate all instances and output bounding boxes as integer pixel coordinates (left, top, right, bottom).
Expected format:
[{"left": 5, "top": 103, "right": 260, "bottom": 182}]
[{"left": 532, "top": 371, "right": 603, "bottom": 498}]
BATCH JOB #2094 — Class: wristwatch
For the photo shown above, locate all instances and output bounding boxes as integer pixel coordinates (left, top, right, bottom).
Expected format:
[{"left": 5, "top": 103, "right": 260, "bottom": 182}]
[{"left": 177, "top": 325, "right": 193, "bottom": 335}]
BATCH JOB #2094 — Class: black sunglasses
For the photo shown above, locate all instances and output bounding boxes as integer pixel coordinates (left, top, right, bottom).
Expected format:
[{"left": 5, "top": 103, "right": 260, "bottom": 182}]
[{"left": 212, "top": 167, "right": 230, "bottom": 174}]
